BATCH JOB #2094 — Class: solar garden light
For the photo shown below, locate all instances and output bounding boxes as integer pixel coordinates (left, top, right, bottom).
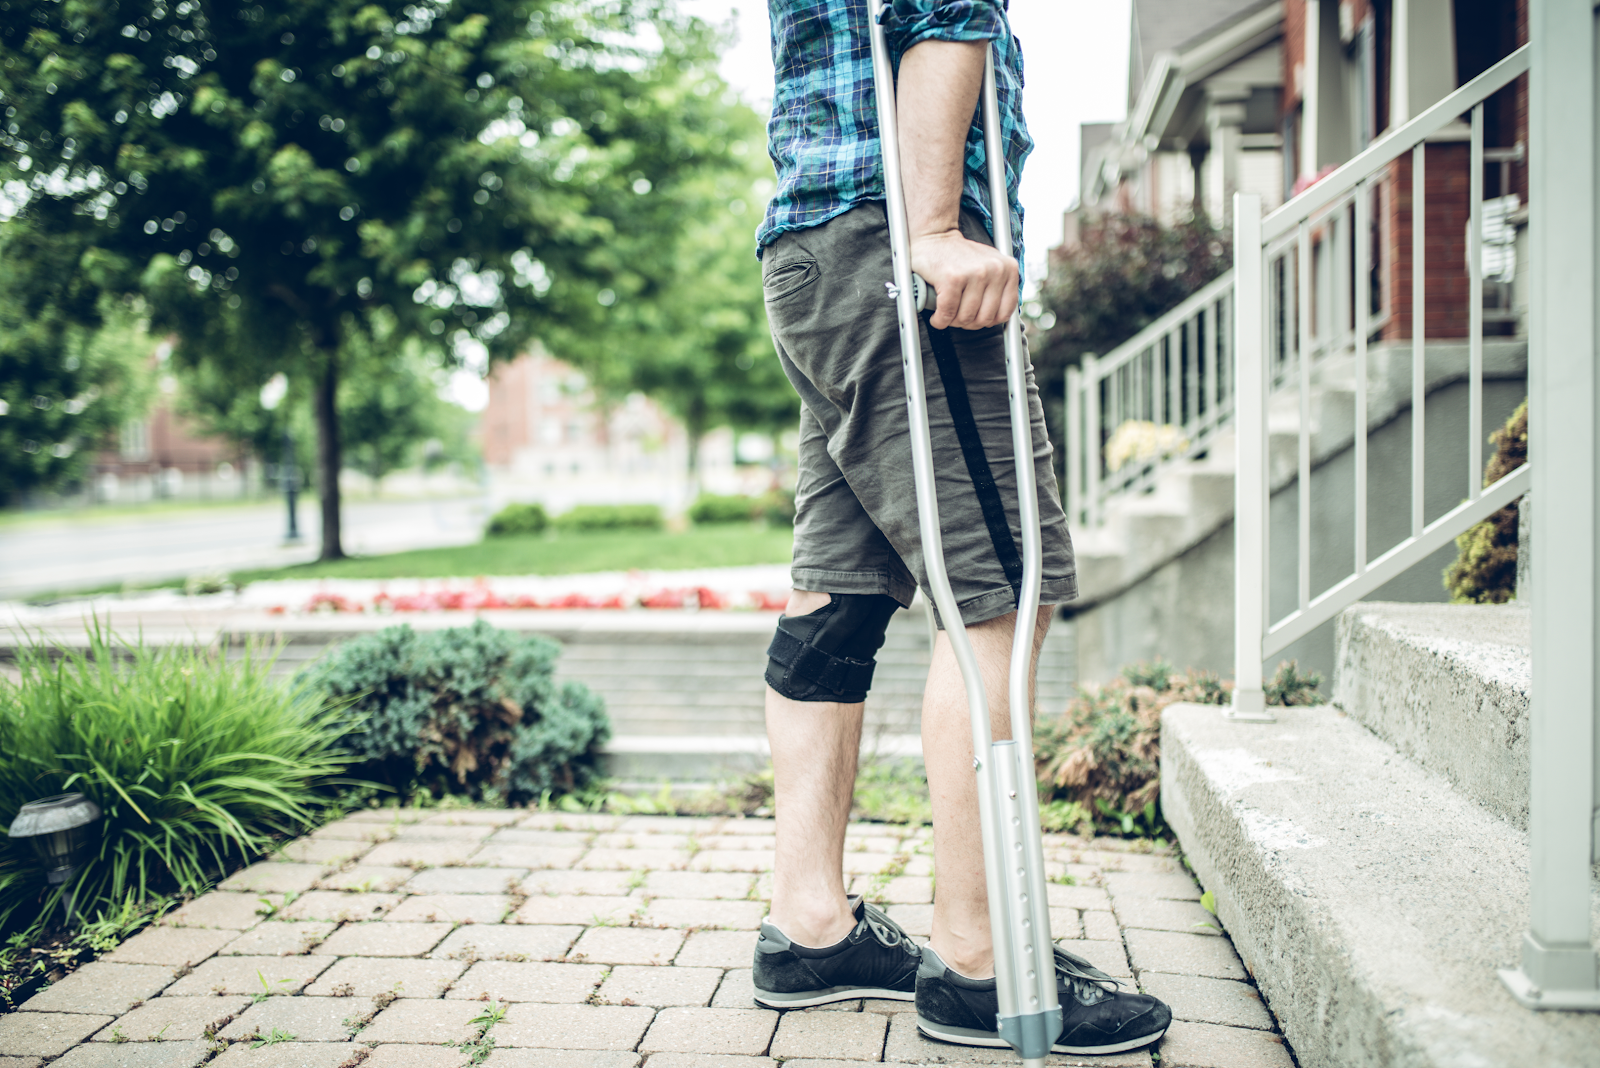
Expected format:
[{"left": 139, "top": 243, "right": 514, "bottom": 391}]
[{"left": 8, "top": 793, "right": 102, "bottom": 899}]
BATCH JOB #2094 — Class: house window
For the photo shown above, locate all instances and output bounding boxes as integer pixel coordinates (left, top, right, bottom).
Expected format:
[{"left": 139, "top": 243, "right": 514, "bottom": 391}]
[
  {"left": 1355, "top": 16, "right": 1377, "bottom": 148},
  {"left": 121, "top": 419, "right": 150, "bottom": 461}
]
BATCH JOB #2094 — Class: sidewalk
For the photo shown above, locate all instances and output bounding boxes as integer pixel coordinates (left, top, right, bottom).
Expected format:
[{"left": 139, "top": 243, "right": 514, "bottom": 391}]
[{"left": 0, "top": 811, "right": 1296, "bottom": 1067}]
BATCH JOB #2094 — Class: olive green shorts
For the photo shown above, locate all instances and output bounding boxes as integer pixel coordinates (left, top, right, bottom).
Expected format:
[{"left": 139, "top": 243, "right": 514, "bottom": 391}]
[{"left": 761, "top": 203, "right": 1076, "bottom": 627}]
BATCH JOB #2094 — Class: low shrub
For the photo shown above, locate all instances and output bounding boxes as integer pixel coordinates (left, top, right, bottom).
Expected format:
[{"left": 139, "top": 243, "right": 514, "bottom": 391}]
[
  {"left": 756, "top": 488, "right": 797, "bottom": 527},
  {"left": 309, "top": 620, "right": 608, "bottom": 803},
  {"left": 689, "top": 493, "right": 756, "bottom": 525},
  {"left": 486, "top": 502, "right": 549, "bottom": 538},
  {"left": 1264, "top": 660, "right": 1323, "bottom": 706},
  {"left": 1444, "top": 399, "right": 1527, "bottom": 603},
  {"left": 0, "top": 626, "right": 349, "bottom": 938},
  {"left": 1033, "top": 661, "right": 1229, "bottom": 837},
  {"left": 552, "top": 504, "right": 663, "bottom": 533}
]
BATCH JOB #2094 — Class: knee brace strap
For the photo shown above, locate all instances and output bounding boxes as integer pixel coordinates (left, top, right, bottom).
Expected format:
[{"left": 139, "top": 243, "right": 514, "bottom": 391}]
[{"left": 765, "top": 593, "right": 901, "bottom": 703}]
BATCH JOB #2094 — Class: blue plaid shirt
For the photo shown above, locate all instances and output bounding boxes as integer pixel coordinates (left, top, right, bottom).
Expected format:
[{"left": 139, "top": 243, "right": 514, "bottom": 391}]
[{"left": 757, "top": 0, "right": 1032, "bottom": 270}]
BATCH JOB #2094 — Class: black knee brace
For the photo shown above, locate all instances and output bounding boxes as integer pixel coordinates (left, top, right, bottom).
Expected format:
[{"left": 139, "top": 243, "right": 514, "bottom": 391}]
[{"left": 765, "top": 593, "right": 902, "bottom": 703}]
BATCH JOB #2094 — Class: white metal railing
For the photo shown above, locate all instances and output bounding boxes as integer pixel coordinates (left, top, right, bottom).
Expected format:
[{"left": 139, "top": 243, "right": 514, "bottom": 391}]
[
  {"left": 1063, "top": 272, "right": 1234, "bottom": 528},
  {"left": 1230, "top": 44, "right": 1532, "bottom": 717}
]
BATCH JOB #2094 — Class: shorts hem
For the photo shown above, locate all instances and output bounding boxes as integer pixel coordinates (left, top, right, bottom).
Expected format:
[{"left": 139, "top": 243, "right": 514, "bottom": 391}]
[
  {"left": 931, "top": 576, "right": 1079, "bottom": 629},
  {"left": 790, "top": 567, "right": 917, "bottom": 609}
]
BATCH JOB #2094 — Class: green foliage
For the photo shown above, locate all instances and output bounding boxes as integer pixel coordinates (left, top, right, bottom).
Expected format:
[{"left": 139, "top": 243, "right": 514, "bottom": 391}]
[
  {"left": 337, "top": 344, "right": 477, "bottom": 487},
  {"left": 552, "top": 503, "right": 663, "bottom": 533},
  {"left": 0, "top": 626, "right": 349, "bottom": 938},
  {"left": 2, "top": 0, "right": 746, "bottom": 555},
  {"left": 756, "top": 488, "right": 797, "bottom": 528},
  {"left": 308, "top": 620, "right": 607, "bottom": 803},
  {"left": 0, "top": 293, "right": 155, "bottom": 504},
  {"left": 485, "top": 502, "right": 549, "bottom": 538},
  {"left": 1028, "top": 213, "right": 1231, "bottom": 476},
  {"left": 689, "top": 493, "right": 755, "bottom": 525},
  {"left": 1264, "top": 660, "right": 1323, "bottom": 707},
  {"left": 1034, "top": 664, "right": 1231, "bottom": 837},
  {"left": 1445, "top": 399, "right": 1528, "bottom": 604},
  {"left": 850, "top": 757, "right": 931, "bottom": 826},
  {"left": 545, "top": 100, "right": 799, "bottom": 458}
]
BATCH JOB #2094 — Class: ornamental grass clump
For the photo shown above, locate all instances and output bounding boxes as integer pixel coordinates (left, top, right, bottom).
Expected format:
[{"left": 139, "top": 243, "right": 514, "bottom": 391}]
[
  {"left": 0, "top": 626, "right": 350, "bottom": 937},
  {"left": 1033, "top": 661, "right": 1230, "bottom": 837},
  {"left": 310, "top": 620, "right": 607, "bottom": 804}
]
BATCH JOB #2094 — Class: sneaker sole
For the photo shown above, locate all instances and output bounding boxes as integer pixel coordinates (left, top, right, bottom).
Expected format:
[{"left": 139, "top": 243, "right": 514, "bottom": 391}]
[
  {"left": 754, "top": 986, "right": 916, "bottom": 1008},
  {"left": 916, "top": 1015, "right": 1170, "bottom": 1055}
]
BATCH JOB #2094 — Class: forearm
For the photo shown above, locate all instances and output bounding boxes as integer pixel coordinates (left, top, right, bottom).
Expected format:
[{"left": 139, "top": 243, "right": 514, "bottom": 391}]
[{"left": 896, "top": 39, "right": 985, "bottom": 239}]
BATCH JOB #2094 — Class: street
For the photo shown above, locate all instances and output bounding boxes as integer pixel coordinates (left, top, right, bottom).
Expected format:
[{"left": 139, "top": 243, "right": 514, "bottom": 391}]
[{"left": 0, "top": 495, "right": 490, "bottom": 600}]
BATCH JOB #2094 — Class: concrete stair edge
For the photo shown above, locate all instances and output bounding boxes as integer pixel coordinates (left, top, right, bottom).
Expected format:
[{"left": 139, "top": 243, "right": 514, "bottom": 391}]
[
  {"left": 1333, "top": 602, "right": 1531, "bottom": 829},
  {"left": 1161, "top": 700, "right": 1600, "bottom": 1068}
]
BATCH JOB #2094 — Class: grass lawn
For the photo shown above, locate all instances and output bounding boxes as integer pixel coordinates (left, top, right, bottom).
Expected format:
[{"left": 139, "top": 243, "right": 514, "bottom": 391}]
[{"left": 231, "top": 523, "right": 795, "bottom": 584}]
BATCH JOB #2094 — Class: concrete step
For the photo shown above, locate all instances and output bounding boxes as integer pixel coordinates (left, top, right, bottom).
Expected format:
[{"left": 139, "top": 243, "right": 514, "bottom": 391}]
[
  {"left": 1334, "top": 602, "right": 1530, "bottom": 828},
  {"left": 1161, "top": 700, "right": 1600, "bottom": 1068}
]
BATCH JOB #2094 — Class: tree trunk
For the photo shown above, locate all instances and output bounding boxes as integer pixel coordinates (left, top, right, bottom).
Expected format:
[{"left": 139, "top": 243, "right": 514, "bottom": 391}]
[
  {"left": 684, "top": 415, "right": 704, "bottom": 504},
  {"left": 314, "top": 352, "right": 345, "bottom": 560}
]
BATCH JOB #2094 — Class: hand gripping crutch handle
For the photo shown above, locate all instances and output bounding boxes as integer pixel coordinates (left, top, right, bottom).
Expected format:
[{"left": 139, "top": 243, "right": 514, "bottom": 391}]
[{"left": 865, "top": 4, "right": 1059, "bottom": 1064}]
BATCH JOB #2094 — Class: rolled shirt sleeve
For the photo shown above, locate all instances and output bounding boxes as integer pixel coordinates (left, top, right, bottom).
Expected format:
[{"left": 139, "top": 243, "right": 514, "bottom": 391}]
[{"left": 885, "top": 0, "right": 1009, "bottom": 51}]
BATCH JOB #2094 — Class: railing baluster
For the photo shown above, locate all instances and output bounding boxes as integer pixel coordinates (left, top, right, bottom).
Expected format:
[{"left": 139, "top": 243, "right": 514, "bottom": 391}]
[
  {"left": 1230, "top": 192, "right": 1270, "bottom": 720},
  {"left": 1084, "top": 353, "right": 1101, "bottom": 528},
  {"left": 1297, "top": 221, "right": 1313, "bottom": 612},
  {"left": 1204, "top": 300, "right": 1218, "bottom": 428},
  {"left": 1412, "top": 143, "right": 1426, "bottom": 537},
  {"left": 1354, "top": 179, "right": 1371, "bottom": 574},
  {"left": 1065, "top": 366, "right": 1082, "bottom": 526},
  {"left": 1469, "top": 103, "right": 1485, "bottom": 500}
]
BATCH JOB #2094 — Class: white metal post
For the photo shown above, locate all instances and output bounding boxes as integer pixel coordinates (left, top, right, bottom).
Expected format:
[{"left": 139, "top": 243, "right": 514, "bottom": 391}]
[
  {"left": 1084, "top": 352, "right": 1101, "bottom": 527},
  {"left": 1498, "top": 0, "right": 1600, "bottom": 1012},
  {"left": 1065, "top": 367, "right": 1082, "bottom": 526},
  {"left": 1229, "top": 192, "right": 1272, "bottom": 720}
]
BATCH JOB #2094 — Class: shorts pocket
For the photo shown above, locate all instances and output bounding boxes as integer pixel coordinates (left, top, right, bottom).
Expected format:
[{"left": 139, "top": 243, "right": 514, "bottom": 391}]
[{"left": 763, "top": 258, "right": 819, "bottom": 302}]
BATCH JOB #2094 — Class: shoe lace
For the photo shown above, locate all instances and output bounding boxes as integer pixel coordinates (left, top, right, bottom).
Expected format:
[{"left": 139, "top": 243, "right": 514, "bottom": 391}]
[
  {"left": 1054, "top": 945, "right": 1122, "bottom": 1003},
  {"left": 860, "top": 900, "right": 916, "bottom": 955}
]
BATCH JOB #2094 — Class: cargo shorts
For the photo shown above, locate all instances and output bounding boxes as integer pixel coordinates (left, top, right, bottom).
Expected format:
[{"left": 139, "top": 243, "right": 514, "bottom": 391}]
[{"left": 762, "top": 202, "right": 1077, "bottom": 627}]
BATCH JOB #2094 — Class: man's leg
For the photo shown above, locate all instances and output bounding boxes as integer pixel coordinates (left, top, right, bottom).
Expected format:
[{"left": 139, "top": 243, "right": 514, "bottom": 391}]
[
  {"left": 764, "top": 588, "right": 861, "bottom": 948},
  {"left": 923, "top": 605, "right": 1052, "bottom": 979}
]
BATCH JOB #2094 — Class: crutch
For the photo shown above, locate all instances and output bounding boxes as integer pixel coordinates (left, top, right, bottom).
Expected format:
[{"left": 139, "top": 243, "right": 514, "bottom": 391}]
[{"left": 865, "top": 4, "right": 1060, "bottom": 1064}]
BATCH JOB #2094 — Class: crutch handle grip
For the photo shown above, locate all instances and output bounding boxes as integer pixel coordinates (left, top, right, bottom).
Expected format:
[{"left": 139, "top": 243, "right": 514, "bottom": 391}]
[{"left": 912, "top": 273, "right": 936, "bottom": 313}]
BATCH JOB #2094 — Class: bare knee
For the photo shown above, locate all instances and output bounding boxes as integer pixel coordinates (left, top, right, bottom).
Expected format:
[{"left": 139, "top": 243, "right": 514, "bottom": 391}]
[{"left": 786, "top": 589, "right": 833, "bottom": 616}]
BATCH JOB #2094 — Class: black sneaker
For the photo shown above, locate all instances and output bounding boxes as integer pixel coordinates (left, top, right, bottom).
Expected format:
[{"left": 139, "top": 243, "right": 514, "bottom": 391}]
[
  {"left": 916, "top": 944, "right": 1171, "bottom": 1055},
  {"left": 752, "top": 895, "right": 921, "bottom": 1007}
]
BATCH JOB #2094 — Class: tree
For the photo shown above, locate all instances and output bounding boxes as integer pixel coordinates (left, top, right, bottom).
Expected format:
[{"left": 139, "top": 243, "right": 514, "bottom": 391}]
[
  {"left": 1, "top": 0, "right": 737, "bottom": 557},
  {"left": 1027, "top": 212, "right": 1231, "bottom": 470},
  {"left": 543, "top": 100, "right": 798, "bottom": 480},
  {"left": 338, "top": 342, "right": 476, "bottom": 489},
  {"left": 0, "top": 231, "right": 154, "bottom": 503}
]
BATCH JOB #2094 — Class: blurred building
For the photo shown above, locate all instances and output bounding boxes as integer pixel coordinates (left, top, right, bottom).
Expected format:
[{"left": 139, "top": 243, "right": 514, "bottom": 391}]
[
  {"left": 1068, "top": 0, "right": 1527, "bottom": 339},
  {"left": 88, "top": 342, "right": 249, "bottom": 504},
  {"left": 479, "top": 345, "right": 777, "bottom": 515}
]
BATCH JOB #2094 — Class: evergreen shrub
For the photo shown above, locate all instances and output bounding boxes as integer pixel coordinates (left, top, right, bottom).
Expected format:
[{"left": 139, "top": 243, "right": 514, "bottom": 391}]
[
  {"left": 689, "top": 493, "right": 755, "bottom": 524},
  {"left": 1444, "top": 399, "right": 1528, "bottom": 604},
  {"left": 309, "top": 620, "right": 607, "bottom": 802},
  {"left": 486, "top": 502, "right": 549, "bottom": 537},
  {"left": 553, "top": 504, "right": 663, "bottom": 532}
]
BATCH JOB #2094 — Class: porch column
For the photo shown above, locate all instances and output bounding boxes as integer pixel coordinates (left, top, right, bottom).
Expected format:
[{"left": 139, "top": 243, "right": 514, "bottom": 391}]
[
  {"left": 1500, "top": 0, "right": 1600, "bottom": 1012},
  {"left": 1206, "top": 93, "right": 1247, "bottom": 226},
  {"left": 1391, "top": 0, "right": 1458, "bottom": 124}
]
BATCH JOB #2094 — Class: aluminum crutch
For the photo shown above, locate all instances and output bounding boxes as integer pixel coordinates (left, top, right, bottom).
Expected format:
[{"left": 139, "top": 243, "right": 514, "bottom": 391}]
[{"left": 865, "top": 4, "right": 1060, "bottom": 1064}]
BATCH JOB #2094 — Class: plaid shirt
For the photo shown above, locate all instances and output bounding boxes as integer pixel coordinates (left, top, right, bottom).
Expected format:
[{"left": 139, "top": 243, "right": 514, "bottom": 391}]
[{"left": 757, "top": 0, "right": 1032, "bottom": 270}]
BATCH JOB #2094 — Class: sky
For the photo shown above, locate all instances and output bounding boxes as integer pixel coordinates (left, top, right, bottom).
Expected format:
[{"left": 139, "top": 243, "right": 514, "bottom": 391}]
[
  {"left": 678, "top": 0, "right": 1135, "bottom": 283},
  {"left": 449, "top": 1, "right": 1133, "bottom": 409}
]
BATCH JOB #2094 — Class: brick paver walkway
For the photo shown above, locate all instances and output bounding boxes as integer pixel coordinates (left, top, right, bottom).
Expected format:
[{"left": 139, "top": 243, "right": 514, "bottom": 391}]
[{"left": 0, "top": 811, "right": 1296, "bottom": 1068}]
